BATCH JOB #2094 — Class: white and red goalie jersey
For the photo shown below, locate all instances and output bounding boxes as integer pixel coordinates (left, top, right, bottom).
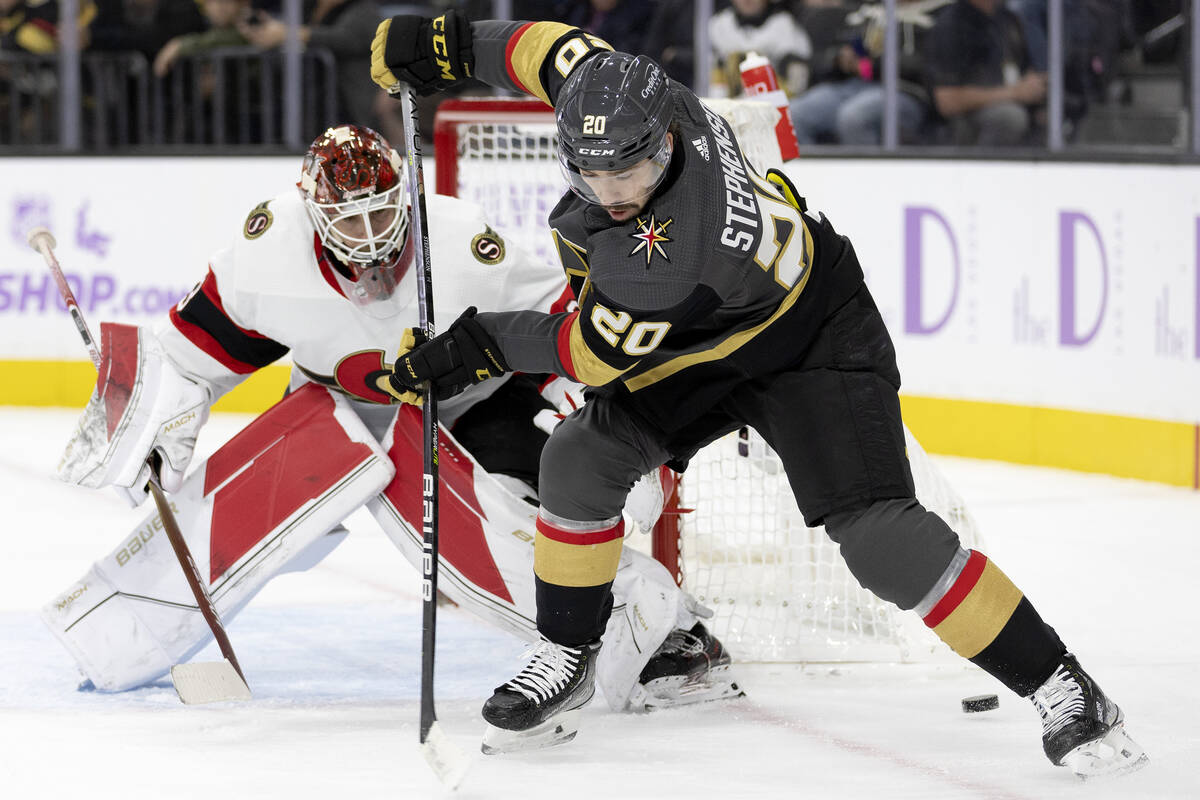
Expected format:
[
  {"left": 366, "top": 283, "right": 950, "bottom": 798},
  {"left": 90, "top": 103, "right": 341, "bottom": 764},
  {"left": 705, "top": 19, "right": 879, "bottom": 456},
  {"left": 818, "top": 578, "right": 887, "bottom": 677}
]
[
  {"left": 45, "top": 191, "right": 703, "bottom": 712},
  {"left": 161, "top": 190, "right": 570, "bottom": 420}
]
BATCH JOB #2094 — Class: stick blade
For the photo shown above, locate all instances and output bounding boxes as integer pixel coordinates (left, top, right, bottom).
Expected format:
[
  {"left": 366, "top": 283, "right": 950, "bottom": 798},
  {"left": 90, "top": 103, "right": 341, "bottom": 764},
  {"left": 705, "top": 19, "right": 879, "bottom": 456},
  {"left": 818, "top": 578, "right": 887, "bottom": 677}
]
[
  {"left": 420, "top": 721, "right": 469, "bottom": 790},
  {"left": 170, "top": 660, "right": 252, "bottom": 705}
]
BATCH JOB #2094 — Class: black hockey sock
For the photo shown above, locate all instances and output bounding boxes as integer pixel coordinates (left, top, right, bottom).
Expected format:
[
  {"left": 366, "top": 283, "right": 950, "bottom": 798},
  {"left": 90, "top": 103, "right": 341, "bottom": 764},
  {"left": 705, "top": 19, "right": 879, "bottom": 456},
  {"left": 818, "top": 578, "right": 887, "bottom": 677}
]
[{"left": 922, "top": 550, "right": 1066, "bottom": 695}]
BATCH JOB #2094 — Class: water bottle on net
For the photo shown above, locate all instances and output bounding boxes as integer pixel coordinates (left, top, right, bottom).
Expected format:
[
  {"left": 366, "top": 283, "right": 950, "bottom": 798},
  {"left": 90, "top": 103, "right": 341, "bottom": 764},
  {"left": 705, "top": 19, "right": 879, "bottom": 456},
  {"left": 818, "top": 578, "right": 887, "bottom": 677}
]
[{"left": 738, "top": 52, "right": 801, "bottom": 161}]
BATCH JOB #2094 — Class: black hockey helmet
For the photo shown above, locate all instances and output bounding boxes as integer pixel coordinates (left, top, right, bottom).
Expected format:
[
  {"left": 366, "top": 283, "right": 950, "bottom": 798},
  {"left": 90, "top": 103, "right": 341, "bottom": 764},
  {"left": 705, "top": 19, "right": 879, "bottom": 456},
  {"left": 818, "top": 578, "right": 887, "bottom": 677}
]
[{"left": 556, "top": 52, "right": 674, "bottom": 207}]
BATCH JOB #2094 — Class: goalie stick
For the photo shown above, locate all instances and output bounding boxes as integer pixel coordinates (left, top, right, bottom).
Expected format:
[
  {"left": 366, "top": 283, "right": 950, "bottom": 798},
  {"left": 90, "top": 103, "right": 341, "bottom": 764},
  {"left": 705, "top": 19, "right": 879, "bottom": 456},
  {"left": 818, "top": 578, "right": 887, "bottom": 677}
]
[
  {"left": 27, "top": 226, "right": 251, "bottom": 706},
  {"left": 395, "top": 85, "right": 469, "bottom": 789}
]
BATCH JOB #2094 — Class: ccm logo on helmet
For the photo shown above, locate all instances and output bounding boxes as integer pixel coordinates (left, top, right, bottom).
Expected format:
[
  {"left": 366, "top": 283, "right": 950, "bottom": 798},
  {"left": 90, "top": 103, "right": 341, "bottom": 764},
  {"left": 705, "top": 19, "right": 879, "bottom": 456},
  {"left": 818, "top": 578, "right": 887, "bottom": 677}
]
[{"left": 579, "top": 147, "right": 616, "bottom": 156}]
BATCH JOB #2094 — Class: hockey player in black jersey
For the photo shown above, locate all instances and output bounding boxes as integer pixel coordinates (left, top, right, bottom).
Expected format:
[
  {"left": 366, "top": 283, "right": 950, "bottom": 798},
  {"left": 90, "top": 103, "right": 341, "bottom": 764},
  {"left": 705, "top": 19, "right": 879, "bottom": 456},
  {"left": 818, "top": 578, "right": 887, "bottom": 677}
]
[{"left": 370, "top": 12, "right": 1147, "bottom": 775}]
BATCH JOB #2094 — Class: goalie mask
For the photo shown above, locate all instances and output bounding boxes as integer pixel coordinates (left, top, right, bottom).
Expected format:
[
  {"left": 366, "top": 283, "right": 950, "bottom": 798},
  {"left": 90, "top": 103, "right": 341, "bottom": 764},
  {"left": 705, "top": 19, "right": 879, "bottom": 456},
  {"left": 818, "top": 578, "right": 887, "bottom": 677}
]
[
  {"left": 556, "top": 53, "right": 674, "bottom": 211},
  {"left": 298, "top": 124, "right": 411, "bottom": 317}
]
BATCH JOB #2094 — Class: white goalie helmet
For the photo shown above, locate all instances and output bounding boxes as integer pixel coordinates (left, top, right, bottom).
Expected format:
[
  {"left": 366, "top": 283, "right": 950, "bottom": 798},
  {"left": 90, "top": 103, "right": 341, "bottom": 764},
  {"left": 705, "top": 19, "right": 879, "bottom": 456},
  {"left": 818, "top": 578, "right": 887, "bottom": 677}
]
[{"left": 297, "top": 124, "right": 411, "bottom": 317}]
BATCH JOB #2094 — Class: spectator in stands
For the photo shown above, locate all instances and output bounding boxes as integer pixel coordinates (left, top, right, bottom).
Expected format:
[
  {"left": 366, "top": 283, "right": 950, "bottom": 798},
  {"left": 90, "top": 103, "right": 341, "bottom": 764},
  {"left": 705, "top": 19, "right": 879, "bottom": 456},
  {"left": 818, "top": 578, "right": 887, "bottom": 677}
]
[
  {"left": 236, "top": 0, "right": 381, "bottom": 127},
  {"left": 1, "top": 0, "right": 97, "bottom": 53},
  {"left": 153, "top": 0, "right": 250, "bottom": 77},
  {"left": 561, "top": 0, "right": 654, "bottom": 57},
  {"left": 1006, "top": 0, "right": 1085, "bottom": 72},
  {"left": 1, "top": 0, "right": 97, "bottom": 144},
  {"left": 709, "top": 0, "right": 810, "bottom": 98},
  {"left": 924, "top": 0, "right": 1045, "bottom": 146},
  {"left": 1008, "top": 0, "right": 1130, "bottom": 128},
  {"left": 788, "top": 0, "right": 943, "bottom": 146},
  {"left": 642, "top": 0, "right": 695, "bottom": 87},
  {"left": 86, "top": 0, "right": 206, "bottom": 58}
]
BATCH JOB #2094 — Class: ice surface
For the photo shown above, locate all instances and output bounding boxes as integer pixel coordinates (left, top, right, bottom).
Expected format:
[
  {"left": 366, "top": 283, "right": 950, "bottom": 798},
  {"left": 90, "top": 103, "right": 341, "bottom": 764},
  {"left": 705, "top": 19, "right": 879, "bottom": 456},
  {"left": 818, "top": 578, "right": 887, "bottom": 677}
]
[{"left": 2, "top": 408, "right": 1197, "bottom": 799}]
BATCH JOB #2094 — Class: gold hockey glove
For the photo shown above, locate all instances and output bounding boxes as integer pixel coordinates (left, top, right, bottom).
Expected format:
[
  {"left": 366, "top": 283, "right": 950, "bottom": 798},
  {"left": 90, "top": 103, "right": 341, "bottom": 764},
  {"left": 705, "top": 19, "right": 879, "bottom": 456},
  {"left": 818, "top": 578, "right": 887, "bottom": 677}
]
[
  {"left": 371, "top": 10, "right": 474, "bottom": 96},
  {"left": 388, "top": 307, "right": 509, "bottom": 401}
]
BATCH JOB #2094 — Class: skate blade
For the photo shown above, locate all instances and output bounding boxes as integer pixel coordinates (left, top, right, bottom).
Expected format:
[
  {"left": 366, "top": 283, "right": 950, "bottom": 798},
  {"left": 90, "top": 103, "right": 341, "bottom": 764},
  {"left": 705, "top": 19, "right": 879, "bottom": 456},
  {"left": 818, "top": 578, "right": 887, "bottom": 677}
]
[
  {"left": 642, "top": 665, "right": 745, "bottom": 711},
  {"left": 480, "top": 708, "right": 582, "bottom": 755},
  {"left": 1063, "top": 723, "right": 1149, "bottom": 780}
]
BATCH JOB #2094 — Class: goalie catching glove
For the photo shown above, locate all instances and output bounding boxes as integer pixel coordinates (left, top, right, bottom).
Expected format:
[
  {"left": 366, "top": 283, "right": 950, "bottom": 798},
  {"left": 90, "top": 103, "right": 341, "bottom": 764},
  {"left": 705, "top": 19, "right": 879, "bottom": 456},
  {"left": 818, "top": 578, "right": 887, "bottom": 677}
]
[
  {"left": 57, "top": 322, "right": 209, "bottom": 505},
  {"left": 370, "top": 10, "right": 474, "bottom": 95},
  {"left": 389, "top": 306, "right": 509, "bottom": 401}
]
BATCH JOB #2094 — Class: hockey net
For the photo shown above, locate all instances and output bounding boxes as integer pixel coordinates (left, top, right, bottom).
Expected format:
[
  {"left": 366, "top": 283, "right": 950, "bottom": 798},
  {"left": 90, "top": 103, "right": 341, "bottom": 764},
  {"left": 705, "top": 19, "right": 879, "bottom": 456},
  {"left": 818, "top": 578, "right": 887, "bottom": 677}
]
[{"left": 434, "top": 97, "right": 984, "bottom": 663}]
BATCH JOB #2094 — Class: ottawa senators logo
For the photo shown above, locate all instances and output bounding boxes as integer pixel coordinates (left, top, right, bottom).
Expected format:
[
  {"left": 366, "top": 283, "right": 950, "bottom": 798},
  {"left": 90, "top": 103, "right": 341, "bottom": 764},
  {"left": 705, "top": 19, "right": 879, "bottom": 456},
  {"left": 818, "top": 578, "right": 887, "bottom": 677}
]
[
  {"left": 243, "top": 201, "right": 274, "bottom": 240},
  {"left": 470, "top": 227, "right": 506, "bottom": 265}
]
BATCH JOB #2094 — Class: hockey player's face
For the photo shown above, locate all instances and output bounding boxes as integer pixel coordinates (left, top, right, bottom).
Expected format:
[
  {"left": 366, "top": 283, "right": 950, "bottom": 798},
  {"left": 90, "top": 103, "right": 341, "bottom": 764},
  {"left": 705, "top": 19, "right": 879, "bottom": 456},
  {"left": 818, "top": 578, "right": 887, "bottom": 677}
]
[
  {"left": 582, "top": 166, "right": 654, "bottom": 220},
  {"left": 331, "top": 206, "right": 398, "bottom": 242},
  {"left": 577, "top": 133, "right": 674, "bottom": 222}
]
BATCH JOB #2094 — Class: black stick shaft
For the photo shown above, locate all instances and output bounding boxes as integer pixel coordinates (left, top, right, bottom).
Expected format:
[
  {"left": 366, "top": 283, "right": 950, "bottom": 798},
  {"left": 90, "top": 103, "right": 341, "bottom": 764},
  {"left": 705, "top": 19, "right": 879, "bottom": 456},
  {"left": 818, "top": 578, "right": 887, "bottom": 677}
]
[{"left": 399, "top": 86, "right": 440, "bottom": 744}]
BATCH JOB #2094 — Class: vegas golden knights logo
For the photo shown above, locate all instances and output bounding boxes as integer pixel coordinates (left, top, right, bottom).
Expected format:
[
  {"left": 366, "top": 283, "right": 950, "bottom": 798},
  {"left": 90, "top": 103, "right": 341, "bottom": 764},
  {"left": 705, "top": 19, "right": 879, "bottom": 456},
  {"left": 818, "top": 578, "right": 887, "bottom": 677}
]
[{"left": 629, "top": 215, "right": 673, "bottom": 266}]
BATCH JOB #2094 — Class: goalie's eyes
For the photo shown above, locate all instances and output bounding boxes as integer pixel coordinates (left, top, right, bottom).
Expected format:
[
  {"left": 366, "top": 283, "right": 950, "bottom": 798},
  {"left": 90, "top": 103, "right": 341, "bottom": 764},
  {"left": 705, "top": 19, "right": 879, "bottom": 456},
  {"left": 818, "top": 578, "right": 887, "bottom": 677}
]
[{"left": 332, "top": 208, "right": 396, "bottom": 239}]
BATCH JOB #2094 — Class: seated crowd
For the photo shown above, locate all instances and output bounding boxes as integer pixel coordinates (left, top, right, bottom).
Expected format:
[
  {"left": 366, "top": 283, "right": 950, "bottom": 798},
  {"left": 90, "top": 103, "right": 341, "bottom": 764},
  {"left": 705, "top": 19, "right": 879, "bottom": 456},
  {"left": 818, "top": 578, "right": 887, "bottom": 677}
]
[{"left": 0, "top": 0, "right": 1183, "bottom": 149}]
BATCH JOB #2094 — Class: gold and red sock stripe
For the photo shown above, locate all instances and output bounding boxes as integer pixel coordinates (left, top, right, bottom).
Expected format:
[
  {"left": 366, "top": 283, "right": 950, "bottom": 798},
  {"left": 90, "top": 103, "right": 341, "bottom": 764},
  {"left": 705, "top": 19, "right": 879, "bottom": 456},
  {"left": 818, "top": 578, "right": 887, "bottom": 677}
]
[
  {"left": 533, "top": 512, "right": 624, "bottom": 588},
  {"left": 921, "top": 549, "right": 1023, "bottom": 659}
]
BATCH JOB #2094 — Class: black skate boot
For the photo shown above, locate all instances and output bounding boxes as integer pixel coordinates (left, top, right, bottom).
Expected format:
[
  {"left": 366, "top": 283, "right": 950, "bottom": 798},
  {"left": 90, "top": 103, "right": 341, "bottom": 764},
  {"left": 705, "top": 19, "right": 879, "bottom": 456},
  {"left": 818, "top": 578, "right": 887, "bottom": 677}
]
[
  {"left": 1030, "top": 653, "right": 1148, "bottom": 779},
  {"left": 634, "top": 622, "right": 744, "bottom": 710},
  {"left": 480, "top": 638, "right": 600, "bottom": 754}
]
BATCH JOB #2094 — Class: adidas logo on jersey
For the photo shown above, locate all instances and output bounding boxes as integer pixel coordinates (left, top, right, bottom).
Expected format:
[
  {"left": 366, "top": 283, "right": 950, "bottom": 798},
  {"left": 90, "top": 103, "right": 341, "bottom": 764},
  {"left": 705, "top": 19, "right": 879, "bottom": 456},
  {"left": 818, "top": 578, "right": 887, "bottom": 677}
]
[{"left": 692, "top": 136, "right": 710, "bottom": 161}]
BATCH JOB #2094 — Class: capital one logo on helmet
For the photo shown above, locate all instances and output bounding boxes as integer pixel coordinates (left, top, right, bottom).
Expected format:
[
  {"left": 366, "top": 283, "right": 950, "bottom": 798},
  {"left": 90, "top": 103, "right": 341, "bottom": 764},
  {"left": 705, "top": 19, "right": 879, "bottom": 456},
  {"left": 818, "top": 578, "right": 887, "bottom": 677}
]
[{"left": 642, "top": 66, "right": 662, "bottom": 99}]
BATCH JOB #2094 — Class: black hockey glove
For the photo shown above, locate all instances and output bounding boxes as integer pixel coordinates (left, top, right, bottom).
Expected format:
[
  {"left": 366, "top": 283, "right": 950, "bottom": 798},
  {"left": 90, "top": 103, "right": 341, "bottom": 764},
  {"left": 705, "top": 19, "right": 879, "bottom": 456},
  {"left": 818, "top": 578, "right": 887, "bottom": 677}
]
[
  {"left": 370, "top": 10, "right": 474, "bottom": 96},
  {"left": 389, "top": 307, "right": 509, "bottom": 401}
]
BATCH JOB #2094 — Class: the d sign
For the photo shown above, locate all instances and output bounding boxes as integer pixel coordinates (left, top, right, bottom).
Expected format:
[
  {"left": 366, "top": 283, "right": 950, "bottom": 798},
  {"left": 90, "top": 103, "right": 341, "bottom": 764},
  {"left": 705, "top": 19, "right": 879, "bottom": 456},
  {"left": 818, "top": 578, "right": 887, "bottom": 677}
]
[
  {"left": 1058, "top": 211, "right": 1108, "bottom": 347},
  {"left": 904, "top": 206, "right": 959, "bottom": 335}
]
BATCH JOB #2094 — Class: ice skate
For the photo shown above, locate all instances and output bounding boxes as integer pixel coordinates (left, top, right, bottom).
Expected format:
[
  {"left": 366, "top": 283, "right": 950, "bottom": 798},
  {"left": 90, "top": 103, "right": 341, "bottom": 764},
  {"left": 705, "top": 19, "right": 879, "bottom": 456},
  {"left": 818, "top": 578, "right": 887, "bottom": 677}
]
[
  {"left": 633, "top": 622, "right": 744, "bottom": 710},
  {"left": 480, "top": 638, "right": 600, "bottom": 755},
  {"left": 1030, "top": 653, "right": 1148, "bottom": 779}
]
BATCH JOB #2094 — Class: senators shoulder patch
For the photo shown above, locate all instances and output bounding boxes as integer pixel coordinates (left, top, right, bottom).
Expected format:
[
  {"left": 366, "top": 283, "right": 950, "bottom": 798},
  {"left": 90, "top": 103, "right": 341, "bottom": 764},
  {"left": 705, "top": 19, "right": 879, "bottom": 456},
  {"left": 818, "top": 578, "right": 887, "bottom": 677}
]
[
  {"left": 243, "top": 201, "right": 274, "bottom": 240},
  {"left": 470, "top": 227, "right": 506, "bottom": 264}
]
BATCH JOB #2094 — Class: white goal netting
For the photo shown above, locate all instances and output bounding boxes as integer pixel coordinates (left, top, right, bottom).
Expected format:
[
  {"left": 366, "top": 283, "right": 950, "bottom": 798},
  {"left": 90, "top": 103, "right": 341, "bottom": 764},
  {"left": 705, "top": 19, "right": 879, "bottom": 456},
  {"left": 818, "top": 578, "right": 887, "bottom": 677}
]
[{"left": 436, "top": 97, "right": 983, "bottom": 663}]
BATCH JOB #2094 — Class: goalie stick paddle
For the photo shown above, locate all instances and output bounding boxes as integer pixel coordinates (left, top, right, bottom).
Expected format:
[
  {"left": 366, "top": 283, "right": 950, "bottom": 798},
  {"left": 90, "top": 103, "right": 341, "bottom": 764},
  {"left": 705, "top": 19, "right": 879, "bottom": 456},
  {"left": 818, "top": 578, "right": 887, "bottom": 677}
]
[
  {"left": 397, "top": 85, "right": 469, "bottom": 789},
  {"left": 26, "top": 226, "right": 251, "bottom": 706}
]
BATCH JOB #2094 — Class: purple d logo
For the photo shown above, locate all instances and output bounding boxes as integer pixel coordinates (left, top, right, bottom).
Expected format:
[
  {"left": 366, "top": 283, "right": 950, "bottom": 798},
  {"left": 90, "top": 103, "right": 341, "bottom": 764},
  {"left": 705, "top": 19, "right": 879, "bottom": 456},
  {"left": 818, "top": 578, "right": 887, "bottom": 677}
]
[
  {"left": 1195, "top": 217, "right": 1200, "bottom": 359},
  {"left": 904, "top": 206, "right": 959, "bottom": 335},
  {"left": 1058, "top": 211, "right": 1108, "bottom": 347}
]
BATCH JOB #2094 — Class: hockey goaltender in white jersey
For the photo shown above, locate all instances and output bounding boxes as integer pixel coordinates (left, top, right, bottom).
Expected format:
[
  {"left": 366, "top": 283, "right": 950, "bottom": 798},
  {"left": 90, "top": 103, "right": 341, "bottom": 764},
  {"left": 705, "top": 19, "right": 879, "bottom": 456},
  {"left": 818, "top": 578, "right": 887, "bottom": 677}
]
[{"left": 43, "top": 124, "right": 739, "bottom": 713}]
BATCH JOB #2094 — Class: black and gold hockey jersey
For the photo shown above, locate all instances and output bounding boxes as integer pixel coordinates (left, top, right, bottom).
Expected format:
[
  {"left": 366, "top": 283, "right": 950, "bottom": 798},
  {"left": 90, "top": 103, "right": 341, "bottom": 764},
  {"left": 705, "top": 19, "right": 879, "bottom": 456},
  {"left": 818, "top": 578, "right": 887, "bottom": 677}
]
[{"left": 470, "top": 20, "right": 865, "bottom": 435}]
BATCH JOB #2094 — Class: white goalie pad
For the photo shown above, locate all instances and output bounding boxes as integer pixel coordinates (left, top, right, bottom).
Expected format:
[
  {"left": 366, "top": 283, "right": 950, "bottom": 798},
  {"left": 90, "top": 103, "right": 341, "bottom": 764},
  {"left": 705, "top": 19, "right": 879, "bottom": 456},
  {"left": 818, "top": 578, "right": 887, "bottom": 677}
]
[
  {"left": 42, "top": 384, "right": 395, "bottom": 692},
  {"left": 368, "top": 406, "right": 695, "bottom": 712},
  {"left": 57, "top": 322, "right": 210, "bottom": 498}
]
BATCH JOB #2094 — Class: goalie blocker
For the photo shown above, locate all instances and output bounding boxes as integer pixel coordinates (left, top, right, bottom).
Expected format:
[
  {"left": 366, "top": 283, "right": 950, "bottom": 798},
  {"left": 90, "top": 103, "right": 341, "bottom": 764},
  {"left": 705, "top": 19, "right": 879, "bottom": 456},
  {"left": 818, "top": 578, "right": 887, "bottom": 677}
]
[{"left": 46, "top": 387, "right": 712, "bottom": 710}]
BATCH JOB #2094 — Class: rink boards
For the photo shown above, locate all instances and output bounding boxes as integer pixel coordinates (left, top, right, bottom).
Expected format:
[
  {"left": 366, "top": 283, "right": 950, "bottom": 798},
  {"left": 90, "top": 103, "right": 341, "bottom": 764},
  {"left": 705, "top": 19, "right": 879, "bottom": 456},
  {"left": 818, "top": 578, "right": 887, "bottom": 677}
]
[{"left": 1, "top": 155, "right": 1197, "bottom": 487}]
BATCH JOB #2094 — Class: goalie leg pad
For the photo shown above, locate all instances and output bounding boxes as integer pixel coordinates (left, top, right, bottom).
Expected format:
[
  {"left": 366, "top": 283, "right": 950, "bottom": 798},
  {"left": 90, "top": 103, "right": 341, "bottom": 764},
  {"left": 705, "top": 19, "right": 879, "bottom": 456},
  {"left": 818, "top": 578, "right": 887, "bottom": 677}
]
[
  {"left": 42, "top": 384, "right": 395, "bottom": 691},
  {"left": 368, "top": 405, "right": 699, "bottom": 711}
]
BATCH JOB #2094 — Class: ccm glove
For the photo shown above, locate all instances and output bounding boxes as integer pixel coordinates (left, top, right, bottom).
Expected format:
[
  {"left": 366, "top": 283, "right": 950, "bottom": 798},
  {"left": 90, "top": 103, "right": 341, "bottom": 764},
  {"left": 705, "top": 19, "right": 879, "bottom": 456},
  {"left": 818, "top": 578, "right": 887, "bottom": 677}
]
[
  {"left": 389, "top": 307, "right": 509, "bottom": 400},
  {"left": 370, "top": 10, "right": 474, "bottom": 95}
]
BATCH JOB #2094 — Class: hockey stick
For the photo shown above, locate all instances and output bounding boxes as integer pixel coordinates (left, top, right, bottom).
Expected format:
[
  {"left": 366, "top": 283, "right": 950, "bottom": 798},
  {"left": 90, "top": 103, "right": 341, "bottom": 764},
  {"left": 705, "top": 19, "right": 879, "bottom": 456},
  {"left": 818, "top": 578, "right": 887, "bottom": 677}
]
[
  {"left": 27, "top": 227, "right": 251, "bottom": 705},
  {"left": 396, "top": 85, "right": 468, "bottom": 789}
]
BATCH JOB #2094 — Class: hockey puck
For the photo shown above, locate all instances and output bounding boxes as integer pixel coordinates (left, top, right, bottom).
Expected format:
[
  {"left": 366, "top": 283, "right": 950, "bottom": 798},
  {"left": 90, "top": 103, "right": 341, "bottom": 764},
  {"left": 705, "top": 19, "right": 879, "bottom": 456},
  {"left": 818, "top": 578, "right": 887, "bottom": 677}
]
[{"left": 961, "top": 694, "right": 999, "bottom": 713}]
